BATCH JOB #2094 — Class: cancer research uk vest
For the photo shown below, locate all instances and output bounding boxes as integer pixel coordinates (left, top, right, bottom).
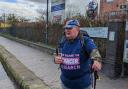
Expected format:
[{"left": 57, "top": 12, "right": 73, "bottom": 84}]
[{"left": 59, "top": 36, "right": 96, "bottom": 89}]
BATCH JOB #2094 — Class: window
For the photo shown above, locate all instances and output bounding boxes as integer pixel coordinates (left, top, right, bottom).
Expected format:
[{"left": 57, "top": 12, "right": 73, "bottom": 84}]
[
  {"left": 106, "top": 0, "right": 114, "bottom": 3},
  {"left": 109, "top": 12, "right": 116, "bottom": 16}
]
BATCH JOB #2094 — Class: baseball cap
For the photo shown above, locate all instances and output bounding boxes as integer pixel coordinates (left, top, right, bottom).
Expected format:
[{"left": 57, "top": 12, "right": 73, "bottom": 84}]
[{"left": 64, "top": 19, "right": 80, "bottom": 29}]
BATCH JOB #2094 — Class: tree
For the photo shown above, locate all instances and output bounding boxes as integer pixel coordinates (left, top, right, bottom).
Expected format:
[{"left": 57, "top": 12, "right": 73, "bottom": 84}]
[
  {"left": 36, "top": 9, "right": 46, "bottom": 22},
  {"left": 6, "top": 14, "right": 19, "bottom": 25},
  {"left": 65, "top": 4, "right": 81, "bottom": 19},
  {"left": 18, "top": 16, "right": 30, "bottom": 22}
]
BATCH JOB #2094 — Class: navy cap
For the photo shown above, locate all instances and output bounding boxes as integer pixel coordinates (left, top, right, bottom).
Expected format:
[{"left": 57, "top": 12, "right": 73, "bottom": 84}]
[{"left": 64, "top": 19, "right": 80, "bottom": 29}]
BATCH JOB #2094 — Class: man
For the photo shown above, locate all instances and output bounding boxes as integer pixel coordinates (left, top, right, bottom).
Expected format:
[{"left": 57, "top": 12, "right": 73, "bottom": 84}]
[{"left": 54, "top": 19, "right": 102, "bottom": 89}]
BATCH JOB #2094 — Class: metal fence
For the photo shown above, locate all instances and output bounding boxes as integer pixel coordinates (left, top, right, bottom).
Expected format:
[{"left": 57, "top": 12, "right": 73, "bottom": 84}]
[{"left": 1, "top": 16, "right": 125, "bottom": 59}]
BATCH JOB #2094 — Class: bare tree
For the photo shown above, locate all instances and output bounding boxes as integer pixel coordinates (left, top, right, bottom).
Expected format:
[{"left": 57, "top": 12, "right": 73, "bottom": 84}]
[
  {"left": 65, "top": 4, "right": 81, "bottom": 18},
  {"left": 6, "top": 14, "right": 19, "bottom": 24},
  {"left": 36, "top": 9, "right": 46, "bottom": 22},
  {"left": 18, "top": 16, "right": 30, "bottom": 22}
]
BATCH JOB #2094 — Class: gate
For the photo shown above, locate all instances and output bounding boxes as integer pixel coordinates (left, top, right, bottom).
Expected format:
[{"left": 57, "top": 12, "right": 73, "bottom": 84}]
[{"left": 102, "top": 21, "right": 125, "bottom": 78}]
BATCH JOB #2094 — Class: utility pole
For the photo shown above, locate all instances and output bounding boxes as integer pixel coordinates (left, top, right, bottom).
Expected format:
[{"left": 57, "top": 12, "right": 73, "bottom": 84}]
[{"left": 46, "top": 0, "right": 49, "bottom": 44}]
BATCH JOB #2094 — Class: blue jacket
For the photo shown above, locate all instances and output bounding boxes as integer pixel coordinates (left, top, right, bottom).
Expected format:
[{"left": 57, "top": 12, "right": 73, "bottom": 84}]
[{"left": 59, "top": 36, "right": 96, "bottom": 89}]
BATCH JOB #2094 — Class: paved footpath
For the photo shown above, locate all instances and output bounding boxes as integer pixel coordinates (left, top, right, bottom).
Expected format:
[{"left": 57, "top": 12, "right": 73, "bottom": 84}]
[{"left": 0, "top": 36, "right": 128, "bottom": 89}]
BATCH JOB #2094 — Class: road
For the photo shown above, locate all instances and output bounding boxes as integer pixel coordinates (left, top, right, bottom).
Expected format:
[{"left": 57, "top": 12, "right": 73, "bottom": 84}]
[{"left": 0, "top": 62, "right": 18, "bottom": 89}]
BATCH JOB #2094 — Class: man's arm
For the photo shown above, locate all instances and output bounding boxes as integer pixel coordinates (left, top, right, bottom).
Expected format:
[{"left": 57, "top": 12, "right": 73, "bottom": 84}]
[
  {"left": 90, "top": 49, "right": 102, "bottom": 71},
  {"left": 83, "top": 37, "right": 102, "bottom": 71},
  {"left": 90, "top": 49, "right": 102, "bottom": 62}
]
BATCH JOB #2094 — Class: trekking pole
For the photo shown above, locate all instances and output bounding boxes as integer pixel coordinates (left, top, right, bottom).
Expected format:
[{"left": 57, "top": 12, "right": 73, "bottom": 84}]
[
  {"left": 94, "top": 71, "right": 99, "bottom": 89},
  {"left": 56, "top": 47, "right": 59, "bottom": 56},
  {"left": 55, "top": 47, "right": 61, "bottom": 70},
  {"left": 91, "top": 60, "right": 99, "bottom": 89},
  {"left": 50, "top": 48, "right": 60, "bottom": 83}
]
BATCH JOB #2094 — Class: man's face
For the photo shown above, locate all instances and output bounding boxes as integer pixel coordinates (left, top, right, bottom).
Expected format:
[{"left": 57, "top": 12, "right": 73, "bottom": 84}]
[{"left": 65, "top": 26, "right": 79, "bottom": 40}]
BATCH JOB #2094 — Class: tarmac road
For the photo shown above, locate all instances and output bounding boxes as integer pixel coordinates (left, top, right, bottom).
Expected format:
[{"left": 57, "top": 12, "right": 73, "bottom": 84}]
[{"left": 0, "top": 62, "right": 18, "bottom": 89}]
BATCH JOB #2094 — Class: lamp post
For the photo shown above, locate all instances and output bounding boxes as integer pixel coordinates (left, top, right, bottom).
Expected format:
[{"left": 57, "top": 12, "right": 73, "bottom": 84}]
[{"left": 45, "top": 0, "right": 49, "bottom": 44}]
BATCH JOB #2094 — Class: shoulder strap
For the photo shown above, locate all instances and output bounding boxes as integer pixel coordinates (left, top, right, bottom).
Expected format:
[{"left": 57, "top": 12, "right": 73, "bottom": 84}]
[
  {"left": 79, "top": 32, "right": 89, "bottom": 47},
  {"left": 79, "top": 33, "right": 90, "bottom": 58}
]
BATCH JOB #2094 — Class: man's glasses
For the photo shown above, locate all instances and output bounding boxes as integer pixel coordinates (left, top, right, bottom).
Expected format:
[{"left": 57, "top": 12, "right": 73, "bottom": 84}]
[{"left": 65, "top": 28, "right": 73, "bottom": 30}]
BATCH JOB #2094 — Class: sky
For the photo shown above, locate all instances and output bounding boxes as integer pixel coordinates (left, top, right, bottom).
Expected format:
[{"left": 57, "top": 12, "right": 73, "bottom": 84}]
[
  {"left": 0, "top": 0, "right": 46, "bottom": 19},
  {"left": 0, "top": 0, "right": 99, "bottom": 20},
  {"left": 0, "top": 0, "right": 16, "bottom": 3}
]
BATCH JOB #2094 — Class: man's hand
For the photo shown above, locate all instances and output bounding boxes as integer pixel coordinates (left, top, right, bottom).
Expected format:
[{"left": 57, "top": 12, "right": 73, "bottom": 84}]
[
  {"left": 92, "top": 60, "right": 102, "bottom": 71},
  {"left": 54, "top": 54, "right": 63, "bottom": 64}
]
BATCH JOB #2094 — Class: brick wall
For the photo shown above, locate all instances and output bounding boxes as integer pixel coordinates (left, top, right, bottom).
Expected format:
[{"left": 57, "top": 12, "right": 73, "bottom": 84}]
[{"left": 100, "top": 0, "right": 126, "bottom": 18}]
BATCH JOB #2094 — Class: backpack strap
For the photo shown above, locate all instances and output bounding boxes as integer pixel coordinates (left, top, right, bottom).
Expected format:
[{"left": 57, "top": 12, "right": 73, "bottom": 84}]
[{"left": 79, "top": 33, "right": 90, "bottom": 58}]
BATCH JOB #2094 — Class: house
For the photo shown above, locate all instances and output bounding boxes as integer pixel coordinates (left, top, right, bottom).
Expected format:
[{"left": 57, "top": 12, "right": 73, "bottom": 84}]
[{"left": 100, "top": 0, "right": 127, "bottom": 21}]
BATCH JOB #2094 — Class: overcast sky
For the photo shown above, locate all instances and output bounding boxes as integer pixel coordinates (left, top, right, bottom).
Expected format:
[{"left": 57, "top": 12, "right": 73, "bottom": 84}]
[
  {"left": 0, "top": 0, "right": 46, "bottom": 19},
  {"left": 0, "top": 0, "right": 99, "bottom": 19}
]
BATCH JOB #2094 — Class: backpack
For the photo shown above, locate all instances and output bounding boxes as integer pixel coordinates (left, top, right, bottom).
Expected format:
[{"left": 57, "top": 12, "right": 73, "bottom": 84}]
[{"left": 56, "top": 31, "right": 90, "bottom": 58}]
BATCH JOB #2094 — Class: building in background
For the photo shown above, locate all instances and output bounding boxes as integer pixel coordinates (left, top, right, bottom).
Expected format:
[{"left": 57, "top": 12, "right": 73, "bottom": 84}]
[{"left": 100, "top": 0, "right": 127, "bottom": 21}]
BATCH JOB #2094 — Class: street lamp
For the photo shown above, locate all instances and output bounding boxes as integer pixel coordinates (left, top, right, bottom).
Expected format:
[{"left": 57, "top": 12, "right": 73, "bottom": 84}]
[{"left": 46, "top": 0, "right": 49, "bottom": 44}]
